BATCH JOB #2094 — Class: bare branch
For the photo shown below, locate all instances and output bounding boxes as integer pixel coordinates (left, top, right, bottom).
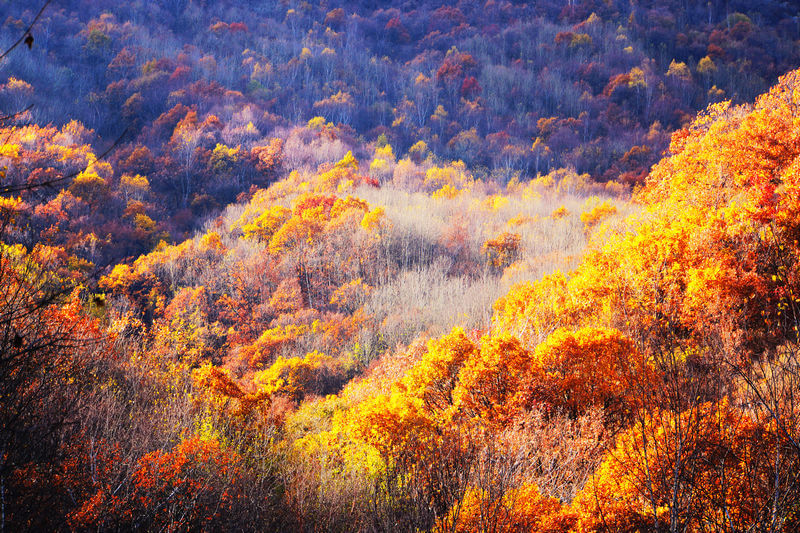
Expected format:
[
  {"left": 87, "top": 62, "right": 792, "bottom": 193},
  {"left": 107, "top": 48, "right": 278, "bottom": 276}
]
[
  {"left": 0, "top": 104, "right": 34, "bottom": 124},
  {"left": 0, "top": 0, "right": 53, "bottom": 62}
]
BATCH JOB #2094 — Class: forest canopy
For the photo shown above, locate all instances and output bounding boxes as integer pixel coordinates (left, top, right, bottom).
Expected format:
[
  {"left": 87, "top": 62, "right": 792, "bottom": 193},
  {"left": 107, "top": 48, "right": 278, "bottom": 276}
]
[{"left": 2, "top": 0, "right": 800, "bottom": 531}]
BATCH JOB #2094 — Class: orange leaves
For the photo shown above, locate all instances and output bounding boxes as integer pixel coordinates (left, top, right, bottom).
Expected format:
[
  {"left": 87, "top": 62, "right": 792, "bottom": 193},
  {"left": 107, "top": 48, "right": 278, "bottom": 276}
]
[
  {"left": 579, "top": 200, "right": 616, "bottom": 234},
  {"left": 443, "top": 483, "right": 567, "bottom": 533},
  {"left": 342, "top": 391, "right": 434, "bottom": 459},
  {"left": 194, "top": 363, "right": 245, "bottom": 400},
  {"left": 329, "top": 278, "right": 372, "bottom": 313},
  {"left": 269, "top": 278, "right": 304, "bottom": 314},
  {"left": 268, "top": 215, "right": 322, "bottom": 255},
  {"left": 530, "top": 327, "right": 649, "bottom": 418},
  {"left": 481, "top": 231, "right": 521, "bottom": 271},
  {"left": 452, "top": 335, "right": 532, "bottom": 425},
  {"left": 249, "top": 138, "right": 284, "bottom": 177},
  {"left": 569, "top": 400, "right": 790, "bottom": 532},
  {"left": 120, "top": 435, "right": 246, "bottom": 530},
  {"left": 331, "top": 195, "right": 369, "bottom": 219},
  {"left": 292, "top": 193, "right": 337, "bottom": 219},
  {"left": 550, "top": 205, "right": 569, "bottom": 219},
  {"left": 241, "top": 323, "right": 308, "bottom": 368},
  {"left": 268, "top": 194, "right": 369, "bottom": 255},
  {"left": 619, "top": 69, "right": 800, "bottom": 355},
  {"left": 417, "top": 326, "right": 646, "bottom": 426}
]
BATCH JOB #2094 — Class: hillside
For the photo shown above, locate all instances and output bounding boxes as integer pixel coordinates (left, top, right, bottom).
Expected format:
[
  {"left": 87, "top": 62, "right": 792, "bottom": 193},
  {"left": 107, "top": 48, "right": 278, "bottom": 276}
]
[
  {"left": 0, "top": 0, "right": 798, "bottom": 260},
  {"left": 2, "top": 0, "right": 800, "bottom": 531}
]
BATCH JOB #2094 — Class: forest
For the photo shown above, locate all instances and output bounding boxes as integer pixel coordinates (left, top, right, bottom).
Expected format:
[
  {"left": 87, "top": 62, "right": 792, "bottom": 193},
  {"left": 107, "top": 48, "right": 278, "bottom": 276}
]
[{"left": 2, "top": 0, "right": 800, "bottom": 531}]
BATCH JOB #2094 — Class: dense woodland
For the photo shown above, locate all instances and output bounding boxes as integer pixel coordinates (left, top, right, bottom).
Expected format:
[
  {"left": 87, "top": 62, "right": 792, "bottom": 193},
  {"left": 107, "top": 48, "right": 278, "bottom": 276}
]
[{"left": 3, "top": 0, "right": 800, "bottom": 531}]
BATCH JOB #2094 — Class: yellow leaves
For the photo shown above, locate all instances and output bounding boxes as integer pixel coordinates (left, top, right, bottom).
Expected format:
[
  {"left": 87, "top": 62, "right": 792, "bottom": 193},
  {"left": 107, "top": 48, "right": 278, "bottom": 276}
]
[
  {"left": 555, "top": 170, "right": 593, "bottom": 196},
  {"left": 241, "top": 204, "right": 291, "bottom": 241},
  {"left": 98, "top": 263, "right": 135, "bottom": 292},
  {"left": 208, "top": 143, "right": 241, "bottom": 176},
  {"left": 69, "top": 169, "right": 107, "bottom": 202},
  {"left": 373, "top": 144, "right": 394, "bottom": 161},
  {"left": 331, "top": 195, "right": 369, "bottom": 219},
  {"left": 360, "top": 206, "right": 389, "bottom": 233},
  {"left": 341, "top": 390, "right": 433, "bottom": 457},
  {"left": 401, "top": 327, "right": 477, "bottom": 413},
  {"left": 0, "top": 196, "right": 24, "bottom": 222},
  {"left": 133, "top": 213, "right": 156, "bottom": 231},
  {"left": 253, "top": 350, "right": 339, "bottom": 402},
  {"left": 250, "top": 60, "right": 272, "bottom": 81},
  {"left": 423, "top": 162, "right": 473, "bottom": 192},
  {"left": 336, "top": 178, "right": 355, "bottom": 192},
  {"left": 666, "top": 59, "right": 692, "bottom": 81},
  {"left": 3, "top": 77, "right": 34, "bottom": 94},
  {"left": 268, "top": 216, "right": 321, "bottom": 254},
  {"left": 492, "top": 272, "right": 575, "bottom": 347},
  {"left": 120, "top": 173, "right": 149, "bottom": 200},
  {"left": 507, "top": 212, "right": 536, "bottom": 227},
  {"left": 245, "top": 323, "right": 309, "bottom": 367},
  {"left": 414, "top": 73, "right": 430, "bottom": 86},
  {"left": 369, "top": 144, "right": 396, "bottom": 180},
  {"left": 627, "top": 66, "right": 646, "bottom": 89},
  {"left": 0, "top": 143, "right": 21, "bottom": 159},
  {"left": 368, "top": 157, "right": 388, "bottom": 174},
  {"left": 431, "top": 183, "right": 461, "bottom": 200},
  {"left": 198, "top": 231, "right": 226, "bottom": 255},
  {"left": 264, "top": 193, "right": 374, "bottom": 253},
  {"left": 697, "top": 55, "right": 717, "bottom": 75},
  {"left": 530, "top": 171, "right": 555, "bottom": 191},
  {"left": 408, "top": 140, "right": 428, "bottom": 162},
  {"left": 481, "top": 194, "right": 509, "bottom": 212},
  {"left": 551, "top": 205, "right": 570, "bottom": 219},
  {"left": 569, "top": 32, "right": 592, "bottom": 49},
  {"left": 580, "top": 199, "right": 617, "bottom": 233},
  {"left": 683, "top": 264, "right": 727, "bottom": 316},
  {"left": 211, "top": 142, "right": 240, "bottom": 161}
]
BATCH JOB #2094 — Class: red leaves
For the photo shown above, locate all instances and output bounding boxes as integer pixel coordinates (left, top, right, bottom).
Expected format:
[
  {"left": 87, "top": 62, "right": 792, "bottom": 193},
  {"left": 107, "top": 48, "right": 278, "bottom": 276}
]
[
  {"left": 292, "top": 193, "right": 337, "bottom": 218},
  {"left": 118, "top": 436, "right": 246, "bottom": 530},
  {"left": 460, "top": 76, "right": 481, "bottom": 99}
]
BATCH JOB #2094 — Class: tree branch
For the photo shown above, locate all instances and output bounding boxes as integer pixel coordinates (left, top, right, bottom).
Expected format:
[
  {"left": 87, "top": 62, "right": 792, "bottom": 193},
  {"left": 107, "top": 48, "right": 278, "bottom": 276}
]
[{"left": 0, "top": 0, "right": 53, "bottom": 62}]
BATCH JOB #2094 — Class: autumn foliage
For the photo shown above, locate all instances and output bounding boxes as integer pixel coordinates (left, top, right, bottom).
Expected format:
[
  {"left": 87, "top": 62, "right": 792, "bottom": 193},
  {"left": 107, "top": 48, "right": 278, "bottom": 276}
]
[{"left": 5, "top": 1, "right": 800, "bottom": 531}]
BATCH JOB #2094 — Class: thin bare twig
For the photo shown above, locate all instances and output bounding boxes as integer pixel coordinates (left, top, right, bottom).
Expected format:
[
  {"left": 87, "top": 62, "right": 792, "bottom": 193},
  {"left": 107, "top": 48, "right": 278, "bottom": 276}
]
[
  {"left": 0, "top": 104, "right": 34, "bottom": 124},
  {"left": 0, "top": 0, "right": 53, "bottom": 62}
]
